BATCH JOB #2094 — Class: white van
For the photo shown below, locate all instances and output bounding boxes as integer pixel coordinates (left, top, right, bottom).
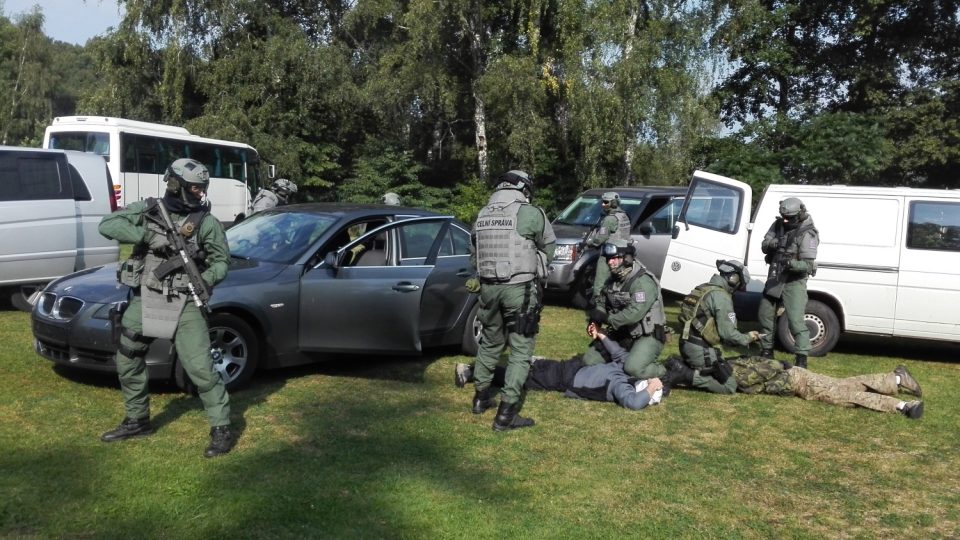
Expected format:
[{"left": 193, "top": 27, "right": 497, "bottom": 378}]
[
  {"left": 0, "top": 147, "right": 119, "bottom": 310},
  {"left": 661, "top": 170, "right": 960, "bottom": 356}
]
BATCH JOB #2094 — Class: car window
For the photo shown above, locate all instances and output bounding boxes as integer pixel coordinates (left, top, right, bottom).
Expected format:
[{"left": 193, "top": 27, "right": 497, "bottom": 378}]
[
  {"left": 0, "top": 154, "right": 68, "bottom": 201},
  {"left": 641, "top": 198, "right": 684, "bottom": 234},
  {"left": 227, "top": 211, "right": 337, "bottom": 264},
  {"left": 907, "top": 201, "right": 960, "bottom": 252},
  {"left": 681, "top": 182, "right": 742, "bottom": 233},
  {"left": 554, "top": 194, "right": 645, "bottom": 226},
  {"left": 400, "top": 221, "right": 445, "bottom": 261},
  {"left": 438, "top": 224, "right": 471, "bottom": 257}
]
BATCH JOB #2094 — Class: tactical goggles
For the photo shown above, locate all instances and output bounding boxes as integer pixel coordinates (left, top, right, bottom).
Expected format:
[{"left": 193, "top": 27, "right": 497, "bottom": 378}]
[
  {"left": 601, "top": 243, "right": 630, "bottom": 258},
  {"left": 781, "top": 213, "right": 800, "bottom": 224}
]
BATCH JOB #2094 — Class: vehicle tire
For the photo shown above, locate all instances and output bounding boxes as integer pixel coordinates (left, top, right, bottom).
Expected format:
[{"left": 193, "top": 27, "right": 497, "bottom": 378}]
[
  {"left": 175, "top": 313, "right": 260, "bottom": 393},
  {"left": 10, "top": 284, "right": 41, "bottom": 312},
  {"left": 460, "top": 301, "right": 481, "bottom": 356},
  {"left": 776, "top": 299, "right": 840, "bottom": 357},
  {"left": 570, "top": 265, "right": 596, "bottom": 310}
]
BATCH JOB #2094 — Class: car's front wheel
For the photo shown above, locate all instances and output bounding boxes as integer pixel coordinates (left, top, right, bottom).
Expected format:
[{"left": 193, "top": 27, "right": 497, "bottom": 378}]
[{"left": 175, "top": 313, "right": 260, "bottom": 393}]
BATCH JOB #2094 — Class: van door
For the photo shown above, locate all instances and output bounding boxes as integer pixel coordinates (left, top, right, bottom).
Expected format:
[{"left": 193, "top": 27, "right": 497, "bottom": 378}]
[
  {"left": 895, "top": 198, "right": 960, "bottom": 340},
  {"left": 0, "top": 151, "right": 78, "bottom": 285},
  {"left": 660, "top": 171, "right": 752, "bottom": 295}
]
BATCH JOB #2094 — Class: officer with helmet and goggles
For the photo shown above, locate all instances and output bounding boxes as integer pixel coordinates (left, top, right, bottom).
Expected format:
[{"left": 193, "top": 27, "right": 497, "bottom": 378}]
[
  {"left": 664, "top": 259, "right": 762, "bottom": 395},
  {"left": 758, "top": 197, "right": 819, "bottom": 368},
  {"left": 98, "top": 158, "right": 236, "bottom": 458},
  {"left": 252, "top": 177, "right": 298, "bottom": 214},
  {"left": 582, "top": 192, "right": 633, "bottom": 304},
  {"left": 582, "top": 238, "right": 668, "bottom": 382}
]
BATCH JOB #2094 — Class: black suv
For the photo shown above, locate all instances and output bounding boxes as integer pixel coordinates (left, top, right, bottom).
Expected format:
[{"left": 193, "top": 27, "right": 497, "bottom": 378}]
[{"left": 546, "top": 186, "right": 687, "bottom": 307}]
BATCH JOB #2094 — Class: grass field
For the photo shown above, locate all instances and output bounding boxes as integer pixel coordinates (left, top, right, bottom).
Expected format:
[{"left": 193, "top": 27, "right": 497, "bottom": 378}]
[{"left": 1, "top": 297, "right": 959, "bottom": 539}]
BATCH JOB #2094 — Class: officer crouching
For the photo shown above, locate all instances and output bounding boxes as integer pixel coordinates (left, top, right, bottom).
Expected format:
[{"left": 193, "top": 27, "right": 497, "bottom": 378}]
[{"left": 98, "top": 158, "right": 236, "bottom": 458}]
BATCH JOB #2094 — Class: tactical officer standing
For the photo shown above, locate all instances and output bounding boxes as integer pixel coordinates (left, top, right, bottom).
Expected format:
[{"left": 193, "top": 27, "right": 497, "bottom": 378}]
[
  {"left": 583, "top": 238, "right": 668, "bottom": 380},
  {"left": 98, "top": 158, "right": 236, "bottom": 458},
  {"left": 585, "top": 192, "right": 632, "bottom": 302},
  {"left": 251, "top": 178, "right": 297, "bottom": 213},
  {"left": 470, "top": 170, "right": 556, "bottom": 432},
  {"left": 665, "top": 260, "right": 761, "bottom": 394},
  {"left": 758, "top": 198, "right": 819, "bottom": 368}
]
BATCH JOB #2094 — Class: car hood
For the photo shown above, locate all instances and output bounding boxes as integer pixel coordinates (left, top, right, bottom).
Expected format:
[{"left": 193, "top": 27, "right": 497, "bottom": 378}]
[
  {"left": 551, "top": 222, "right": 591, "bottom": 243},
  {"left": 44, "top": 257, "right": 290, "bottom": 304}
]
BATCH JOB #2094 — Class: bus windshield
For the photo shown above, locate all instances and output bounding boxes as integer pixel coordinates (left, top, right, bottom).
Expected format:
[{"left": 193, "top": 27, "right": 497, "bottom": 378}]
[{"left": 48, "top": 132, "right": 110, "bottom": 158}]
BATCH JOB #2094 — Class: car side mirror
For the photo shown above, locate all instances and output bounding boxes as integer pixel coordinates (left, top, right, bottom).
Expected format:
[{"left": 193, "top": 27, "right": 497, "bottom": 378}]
[
  {"left": 671, "top": 224, "right": 680, "bottom": 239},
  {"left": 323, "top": 251, "right": 338, "bottom": 269},
  {"left": 638, "top": 222, "right": 654, "bottom": 236}
]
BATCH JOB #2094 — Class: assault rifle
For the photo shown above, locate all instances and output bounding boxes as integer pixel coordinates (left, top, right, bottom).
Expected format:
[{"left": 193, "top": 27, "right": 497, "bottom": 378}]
[{"left": 151, "top": 199, "right": 211, "bottom": 313}]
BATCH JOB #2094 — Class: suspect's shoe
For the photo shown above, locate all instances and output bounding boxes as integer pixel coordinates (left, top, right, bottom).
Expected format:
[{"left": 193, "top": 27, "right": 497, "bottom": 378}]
[
  {"left": 204, "top": 426, "right": 236, "bottom": 458},
  {"left": 100, "top": 417, "right": 154, "bottom": 442},
  {"left": 492, "top": 401, "right": 535, "bottom": 432},
  {"left": 900, "top": 401, "right": 924, "bottom": 420},
  {"left": 471, "top": 387, "right": 496, "bottom": 414},
  {"left": 760, "top": 349, "right": 775, "bottom": 359},
  {"left": 894, "top": 365, "right": 922, "bottom": 397},
  {"left": 454, "top": 363, "right": 474, "bottom": 388}
]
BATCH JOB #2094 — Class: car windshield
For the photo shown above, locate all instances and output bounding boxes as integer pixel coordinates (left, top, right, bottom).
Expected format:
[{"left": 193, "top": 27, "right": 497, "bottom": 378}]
[
  {"left": 554, "top": 195, "right": 645, "bottom": 226},
  {"left": 227, "top": 211, "right": 337, "bottom": 264}
]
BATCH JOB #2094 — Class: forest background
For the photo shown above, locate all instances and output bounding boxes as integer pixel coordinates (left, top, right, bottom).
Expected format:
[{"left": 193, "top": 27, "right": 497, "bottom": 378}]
[{"left": 1, "top": 0, "right": 957, "bottom": 220}]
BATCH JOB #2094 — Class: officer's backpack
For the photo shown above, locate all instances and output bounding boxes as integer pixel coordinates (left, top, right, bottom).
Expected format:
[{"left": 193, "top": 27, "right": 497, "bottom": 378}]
[{"left": 678, "top": 284, "right": 723, "bottom": 345}]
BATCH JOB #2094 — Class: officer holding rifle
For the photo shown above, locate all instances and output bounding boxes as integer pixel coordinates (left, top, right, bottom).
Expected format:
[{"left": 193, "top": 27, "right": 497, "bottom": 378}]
[{"left": 98, "top": 158, "right": 235, "bottom": 458}]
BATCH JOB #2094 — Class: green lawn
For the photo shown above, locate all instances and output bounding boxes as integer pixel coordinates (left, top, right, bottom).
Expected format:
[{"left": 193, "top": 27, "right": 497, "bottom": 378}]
[{"left": 1, "top": 299, "right": 958, "bottom": 539}]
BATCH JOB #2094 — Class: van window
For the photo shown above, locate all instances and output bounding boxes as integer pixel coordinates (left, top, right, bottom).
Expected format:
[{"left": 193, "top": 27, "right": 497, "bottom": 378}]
[
  {"left": 681, "top": 181, "right": 742, "bottom": 233},
  {"left": 67, "top": 164, "right": 92, "bottom": 201},
  {"left": 907, "top": 201, "right": 960, "bottom": 252},
  {"left": 0, "top": 154, "right": 68, "bottom": 201}
]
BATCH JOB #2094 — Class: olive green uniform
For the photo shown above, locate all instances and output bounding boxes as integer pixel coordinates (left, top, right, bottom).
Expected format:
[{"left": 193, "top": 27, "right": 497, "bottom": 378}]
[
  {"left": 732, "top": 357, "right": 905, "bottom": 413},
  {"left": 472, "top": 201, "right": 556, "bottom": 406},
  {"left": 758, "top": 215, "right": 819, "bottom": 354},
  {"left": 680, "top": 274, "right": 755, "bottom": 394},
  {"left": 583, "top": 262, "right": 667, "bottom": 380},
  {"left": 99, "top": 199, "right": 231, "bottom": 427},
  {"left": 587, "top": 211, "right": 630, "bottom": 301}
]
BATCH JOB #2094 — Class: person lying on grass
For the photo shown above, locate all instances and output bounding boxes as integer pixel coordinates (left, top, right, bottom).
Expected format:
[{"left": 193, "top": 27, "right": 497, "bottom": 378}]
[{"left": 455, "top": 323, "right": 665, "bottom": 411}]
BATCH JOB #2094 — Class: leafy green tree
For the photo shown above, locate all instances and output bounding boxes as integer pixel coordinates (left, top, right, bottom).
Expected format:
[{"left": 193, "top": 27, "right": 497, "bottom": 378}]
[{"left": 0, "top": 8, "right": 52, "bottom": 145}]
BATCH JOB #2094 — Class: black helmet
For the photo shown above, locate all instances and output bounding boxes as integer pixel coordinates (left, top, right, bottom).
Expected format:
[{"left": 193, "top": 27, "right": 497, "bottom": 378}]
[
  {"left": 716, "top": 259, "right": 749, "bottom": 290},
  {"left": 494, "top": 170, "right": 534, "bottom": 199},
  {"left": 601, "top": 238, "right": 635, "bottom": 259},
  {"left": 164, "top": 158, "right": 210, "bottom": 209}
]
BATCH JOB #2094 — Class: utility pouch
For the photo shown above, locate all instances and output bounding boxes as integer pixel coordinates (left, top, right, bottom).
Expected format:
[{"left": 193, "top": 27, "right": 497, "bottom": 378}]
[
  {"left": 653, "top": 324, "right": 667, "bottom": 344},
  {"left": 515, "top": 310, "right": 541, "bottom": 337},
  {"left": 118, "top": 257, "right": 145, "bottom": 288},
  {"left": 108, "top": 302, "right": 128, "bottom": 346}
]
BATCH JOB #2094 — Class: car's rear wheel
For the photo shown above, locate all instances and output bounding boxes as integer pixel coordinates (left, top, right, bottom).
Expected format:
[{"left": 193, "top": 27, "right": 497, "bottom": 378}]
[
  {"left": 175, "top": 313, "right": 260, "bottom": 393},
  {"left": 460, "top": 301, "right": 481, "bottom": 356},
  {"left": 776, "top": 299, "right": 840, "bottom": 357}
]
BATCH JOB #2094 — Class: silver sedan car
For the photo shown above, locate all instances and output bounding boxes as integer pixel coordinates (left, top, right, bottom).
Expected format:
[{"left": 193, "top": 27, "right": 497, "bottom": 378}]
[{"left": 31, "top": 204, "right": 481, "bottom": 391}]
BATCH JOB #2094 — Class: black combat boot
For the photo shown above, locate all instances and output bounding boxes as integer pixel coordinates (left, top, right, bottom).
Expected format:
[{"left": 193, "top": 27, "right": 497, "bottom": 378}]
[
  {"left": 204, "top": 425, "right": 236, "bottom": 458},
  {"left": 492, "top": 401, "right": 535, "bottom": 432},
  {"left": 472, "top": 387, "right": 496, "bottom": 414},
  {"left": 795, "top": 354, "right": 808, "bottom": 369},
  {"left": 760, "top": 349, "right": 775, "bottom": 359},
  {"left": 100, "top": 417, "right": 154, "bottom": 442},
  {"left": 664, "top": 356, "right": 694, "bottom": 387},
  {"left": 900, "top": 401, "right": 924, "bottom": 420}
]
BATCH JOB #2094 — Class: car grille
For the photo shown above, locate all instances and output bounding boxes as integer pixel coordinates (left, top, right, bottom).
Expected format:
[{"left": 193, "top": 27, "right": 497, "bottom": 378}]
[
  {"left": 36, "top": 293, "right": 84, "bottom": 321},
  {"left": 35, "top": 337, "right": 115, "bottom": 365}
]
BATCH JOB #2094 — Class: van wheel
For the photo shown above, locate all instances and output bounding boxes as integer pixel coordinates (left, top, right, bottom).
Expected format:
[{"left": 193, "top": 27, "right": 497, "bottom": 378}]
[
  {"left": 175, "top": 313, "right": 260, "bottom": 393},
  {"left": 776, "top": 299, "right": 840, "bottom": 357},
  {"left": 570, "top": 265, "right": 596, "bottom": 310},
  {"left": 461, "top": 301, "right": 481, "bottom": 356}
]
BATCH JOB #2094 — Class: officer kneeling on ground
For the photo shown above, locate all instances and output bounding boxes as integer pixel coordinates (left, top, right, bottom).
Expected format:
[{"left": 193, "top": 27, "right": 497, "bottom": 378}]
[
  {"left": 98, "top": 158, "right": 236, "bottom": 458},
  {"left": 582, "top": 238, "right": 668, "bottom": 380},
  {"left": 664, "top": 259, "right": 761, "bottom": 394}
]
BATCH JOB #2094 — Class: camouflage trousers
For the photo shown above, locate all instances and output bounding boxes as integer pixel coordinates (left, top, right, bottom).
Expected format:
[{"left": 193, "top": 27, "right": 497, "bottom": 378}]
[{"left": 787, "top": 368, "right": 900, "bottom": 413}]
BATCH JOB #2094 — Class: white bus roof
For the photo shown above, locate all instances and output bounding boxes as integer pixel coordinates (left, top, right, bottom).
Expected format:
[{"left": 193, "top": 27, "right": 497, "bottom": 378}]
[{"left": 47, "top": 116, "right": 254, "bottom": 150}]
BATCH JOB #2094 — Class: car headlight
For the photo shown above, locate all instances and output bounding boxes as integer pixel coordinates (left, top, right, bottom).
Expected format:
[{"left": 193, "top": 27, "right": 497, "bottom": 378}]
[{"left": 553, "top": 243, "right": 578, "bottom": 263}]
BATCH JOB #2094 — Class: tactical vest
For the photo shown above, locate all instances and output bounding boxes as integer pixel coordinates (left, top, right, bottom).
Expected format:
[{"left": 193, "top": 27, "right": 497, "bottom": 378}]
[
  {"left": 772, "top": 221, "right": 819, "bottom": 278},
  {"left": 678, "top": 283, "right": 724, "bottom": 345},
  {"left": 136, "top": 201, "right": 209, "bottom": 295},
  {"left": 474, "top": 189, "right": 541, "bottom": 284},
  {"left": 604, "top": 263, "right": 667, "bottom": 338},
  {"left": 612, "top": 210, "right": 632, "bottom": 241}
]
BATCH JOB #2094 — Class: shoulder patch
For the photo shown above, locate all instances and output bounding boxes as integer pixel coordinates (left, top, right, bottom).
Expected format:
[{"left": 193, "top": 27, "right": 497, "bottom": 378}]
[
  {"left": 634, "top": 291, "right": 646, "bottom": 303},
  {"left": 599, "top": 226, "right": 609, "bottom": 234},
  {"left": 727, "top": 312, "right": 737, "bottom": 324}
]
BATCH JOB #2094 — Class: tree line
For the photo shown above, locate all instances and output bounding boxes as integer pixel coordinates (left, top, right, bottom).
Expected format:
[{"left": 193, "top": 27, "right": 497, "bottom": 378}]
[{"left": 2, "top": 0, "right": 957, "bottom": 220}]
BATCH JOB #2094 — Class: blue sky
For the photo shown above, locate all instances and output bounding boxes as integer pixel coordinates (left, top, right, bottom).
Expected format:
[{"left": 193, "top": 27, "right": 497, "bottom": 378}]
[{"left": 2, "top": 0, "right": 124, "bottom": 45}]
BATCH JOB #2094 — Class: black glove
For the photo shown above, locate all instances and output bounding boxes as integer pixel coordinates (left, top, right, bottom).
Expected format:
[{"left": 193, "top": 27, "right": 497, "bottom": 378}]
[
  {"left": 587, "top": 308, "right": 608, "bottom": 325},
  {"left": 711, "top": 361, "right": 733, "bottom": 384}
]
